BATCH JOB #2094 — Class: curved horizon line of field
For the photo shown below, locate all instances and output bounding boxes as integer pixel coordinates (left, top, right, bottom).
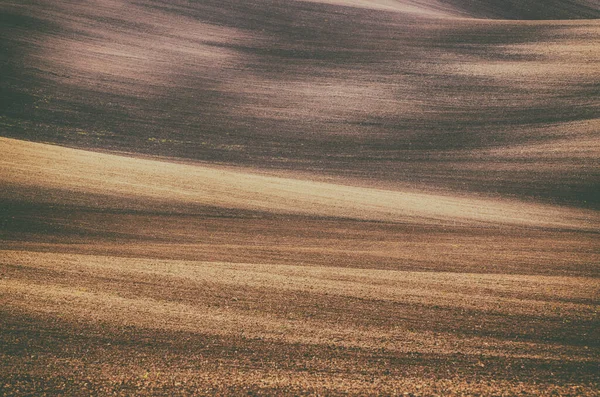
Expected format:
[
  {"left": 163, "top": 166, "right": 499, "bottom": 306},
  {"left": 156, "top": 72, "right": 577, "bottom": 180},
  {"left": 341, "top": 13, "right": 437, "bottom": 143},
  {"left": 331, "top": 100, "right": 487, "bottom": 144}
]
[
  {"left": 297, "top": 0, "right": 600, "bottom": 19},
  {"left": 2, "top": 137, "right": 598, "bottom": 231}
]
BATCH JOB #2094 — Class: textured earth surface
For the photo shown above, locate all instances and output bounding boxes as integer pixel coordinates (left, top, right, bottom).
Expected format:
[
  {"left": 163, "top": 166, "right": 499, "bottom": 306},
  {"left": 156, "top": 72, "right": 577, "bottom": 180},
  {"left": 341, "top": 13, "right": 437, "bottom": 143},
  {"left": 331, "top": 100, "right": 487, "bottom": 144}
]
[{"left": 1, "top": 0, "right": 599, "bottom": 395}]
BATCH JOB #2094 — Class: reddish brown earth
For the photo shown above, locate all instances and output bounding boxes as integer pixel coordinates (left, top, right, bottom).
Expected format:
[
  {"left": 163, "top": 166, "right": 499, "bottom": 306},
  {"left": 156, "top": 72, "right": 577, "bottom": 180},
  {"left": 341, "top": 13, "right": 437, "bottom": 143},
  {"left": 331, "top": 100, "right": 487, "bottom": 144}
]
[{"left": 1, "top": 0, "right": 599, "bottom": 395}]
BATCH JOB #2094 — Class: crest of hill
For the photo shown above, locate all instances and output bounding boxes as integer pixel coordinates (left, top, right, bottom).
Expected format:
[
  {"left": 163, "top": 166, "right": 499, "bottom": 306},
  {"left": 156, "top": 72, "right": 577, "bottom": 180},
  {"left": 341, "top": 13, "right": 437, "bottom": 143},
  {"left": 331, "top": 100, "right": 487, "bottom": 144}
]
[
  {"left": 306, "top": 0, "right": 600, "bottom": 19},
  {"left": 437, "top": 0, "right": 600, "bottom": 19}
]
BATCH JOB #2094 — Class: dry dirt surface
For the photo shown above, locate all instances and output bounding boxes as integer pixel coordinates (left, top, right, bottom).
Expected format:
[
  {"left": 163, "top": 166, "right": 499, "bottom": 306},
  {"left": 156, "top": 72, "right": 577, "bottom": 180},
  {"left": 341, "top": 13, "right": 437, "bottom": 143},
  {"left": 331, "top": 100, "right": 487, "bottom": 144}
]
[{"left": 1, "top": 0, "right": 599, "bottom": 395}]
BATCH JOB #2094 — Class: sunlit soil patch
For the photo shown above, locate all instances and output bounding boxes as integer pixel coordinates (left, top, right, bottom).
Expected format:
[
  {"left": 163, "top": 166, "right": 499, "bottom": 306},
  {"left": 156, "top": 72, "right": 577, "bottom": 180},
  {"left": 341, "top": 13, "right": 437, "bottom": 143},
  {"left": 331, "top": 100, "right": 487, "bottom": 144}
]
[{"left": 0, "top": 250, "right": 598, "bottom": 395}]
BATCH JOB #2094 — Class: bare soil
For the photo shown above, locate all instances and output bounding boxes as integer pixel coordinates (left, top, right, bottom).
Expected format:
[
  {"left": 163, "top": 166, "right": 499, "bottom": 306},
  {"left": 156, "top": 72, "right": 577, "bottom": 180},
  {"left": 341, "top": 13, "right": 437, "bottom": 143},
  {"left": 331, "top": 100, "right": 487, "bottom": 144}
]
[{"left": 1, "top": 0, "right": 599, "bottom": 395}]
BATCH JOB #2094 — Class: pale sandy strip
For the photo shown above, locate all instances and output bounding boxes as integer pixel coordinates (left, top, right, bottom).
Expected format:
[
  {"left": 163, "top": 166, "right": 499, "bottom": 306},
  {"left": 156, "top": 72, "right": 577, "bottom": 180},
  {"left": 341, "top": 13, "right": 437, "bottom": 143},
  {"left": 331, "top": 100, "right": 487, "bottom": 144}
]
[
  {"left": 295, "top": 0, "right": 462, "bottom": 17},
  {"left": 1, "top": 138, "right": 597, "bottom": 229}
]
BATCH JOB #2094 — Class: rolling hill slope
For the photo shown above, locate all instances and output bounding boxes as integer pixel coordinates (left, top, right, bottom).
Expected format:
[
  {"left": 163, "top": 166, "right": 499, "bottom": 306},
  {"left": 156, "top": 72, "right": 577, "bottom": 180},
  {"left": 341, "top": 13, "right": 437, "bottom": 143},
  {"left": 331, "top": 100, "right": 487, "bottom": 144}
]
[
  {"left": 1, "top": 0, "right": 599, "bottom": 395},
  {"left": 2, "top": 0, "right": 599, "bottom": 207},
  {"left": 2, "top": 137, "right": 598, "bottom": 229}
]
